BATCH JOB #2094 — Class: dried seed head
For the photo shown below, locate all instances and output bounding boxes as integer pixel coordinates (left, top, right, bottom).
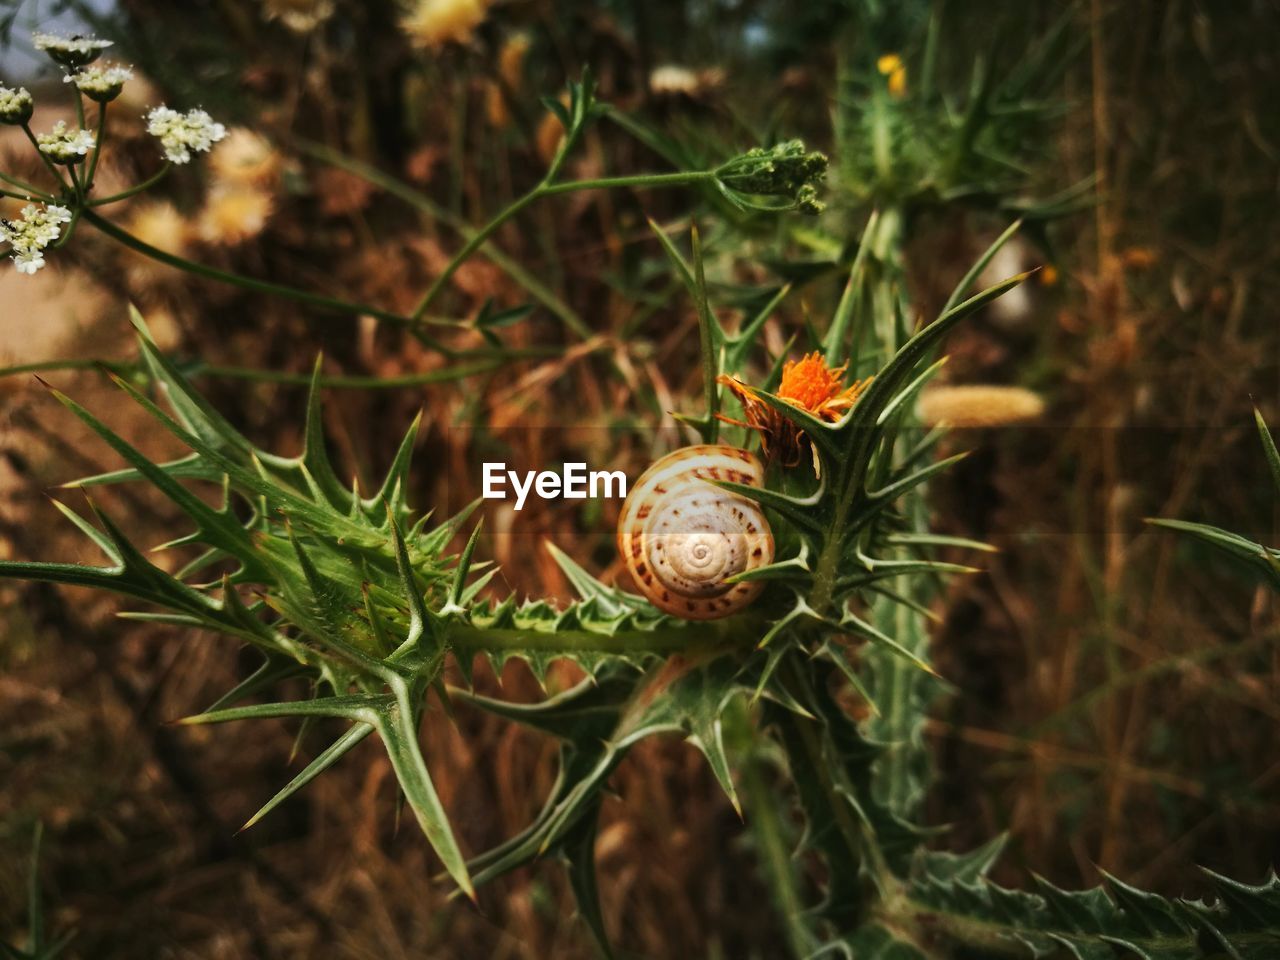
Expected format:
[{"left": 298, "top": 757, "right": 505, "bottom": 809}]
[
  {"left": 197, "top": 186, "right": 274, "bottom": 246},
  {"left": 208, "top": 128, "right": 281, "bottom": 186},
  {"left": 402, "top": 0, "right": 490, "bottom": 49},
  {"left": 918, "top": 385, "right": 1045, "bottom": 428},
  {"left": 263, "top": 0, "right": 335, "bottom": 32}
]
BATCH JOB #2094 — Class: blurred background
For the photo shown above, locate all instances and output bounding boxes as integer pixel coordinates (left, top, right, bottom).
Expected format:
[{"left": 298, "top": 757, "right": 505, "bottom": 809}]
[{"left": 0, "top": 0, "right": 1277, "bottom": 956}]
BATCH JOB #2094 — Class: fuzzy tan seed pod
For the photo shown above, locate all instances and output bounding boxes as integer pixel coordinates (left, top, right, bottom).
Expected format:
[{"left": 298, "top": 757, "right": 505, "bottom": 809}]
[
  {"left": 486, "top": 33, "right": 531, "bottom": 127},
  {"left": 263, "top": 0, "right": 335, "bottom": 32},
  {"left": 918, "top": 385, "right": 1046, "bottom": 427},
  {"left": 122, "top": 200, "right": 191, "bottom": 287},
  {"left": 402, "top": 0, "right": 490, "bottom": 49},
  {"left": 196, "top": 186, "right": 274, "bottom": 246},
  {"left": 127, "top": 200, "right": 189, "bottom": 252},
  {"left": 208, "top": 128, "right": 281, "bottom": 187}
]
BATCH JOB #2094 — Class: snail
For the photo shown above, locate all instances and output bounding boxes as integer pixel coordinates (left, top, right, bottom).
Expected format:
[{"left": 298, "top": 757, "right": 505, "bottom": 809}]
[{"left": 617, "top": 445, "right": 774, "bottom": 620}]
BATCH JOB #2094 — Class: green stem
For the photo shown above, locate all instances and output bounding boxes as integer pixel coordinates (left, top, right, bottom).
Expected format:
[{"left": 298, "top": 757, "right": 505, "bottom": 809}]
[
  {"left": 51, "top": 204, "right": 83, "bottom": 249},
  {"left": 67, "top": 162, "right": 86, "bottom": 204},
  {"left": 0, "top": 357, "right": 510, "bottom": 387},
  {"left": 79, "top": 208, "right": 452, "bottom": 340},
  {"left": 293, "top": 139, "right": 591, "bottom": 338},
  {"left": 779, "top": 655, "right": 878, "bottom": 878},
  {"left": 451, "top": 611, "right": 762, "bottom": 659},
  {"left": 408, "top": 168, "right": 718, "bottom": 323},
  {"left": 0, "top": 169, "right": 53, "bottom": 200},
  {"left": 22, "top": 123, "right": 71, "bottom": 195},
  {"left": 87, "top": 163, "right": 172, "bottom": 206},
  {"left": 739, "top": 738, "right": 814, "bottom": 958},
  {"left": 85, "top": 102, "right": 107, "bottom": 193},
  {"left": 538, "top": 170, "right": 717, "bottom": 196},
  {"left": 691, "top": 223, "right": 719, "bottom": 442},
  {"left": 409, "top": 189, "right": 542, "bottom": 322}
]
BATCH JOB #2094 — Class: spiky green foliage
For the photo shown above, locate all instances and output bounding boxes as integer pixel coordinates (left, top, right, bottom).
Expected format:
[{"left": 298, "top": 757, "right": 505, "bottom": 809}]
[
  {"left": 3, "top": 271, "right": 1276, "bottom": 957},
  {"left": 896, "top": 867, "right": 1280, "bottom": 960},
  {"left": 0, "top": 308, "right": 718, "bottom": 898},
  {"left": 835, "top": 3, "right": 1093, "bottom": 223},
  {"left": 1148, "top": 411, "right": 1280, "bottom": 591}
]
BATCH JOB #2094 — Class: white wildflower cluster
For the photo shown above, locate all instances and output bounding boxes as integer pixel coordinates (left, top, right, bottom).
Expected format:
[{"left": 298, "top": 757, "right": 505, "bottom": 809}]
[
  {"left": 0, "top": 203, "right": 72, "bottom": 275},
  {"left": 145, "top": 106, "right": 227, "bottom": 165},
  {"left": 0, "top": 84, "right": 34, "bottom": 125},
  {"left": 36, "top": 120, "right": 95, "bottom": 164},
  {"left": 32, "top": 32, "right": 113, "bottom": 68},
  {"left": 65, "top": 62, "right": 134, "bottom": 103}
]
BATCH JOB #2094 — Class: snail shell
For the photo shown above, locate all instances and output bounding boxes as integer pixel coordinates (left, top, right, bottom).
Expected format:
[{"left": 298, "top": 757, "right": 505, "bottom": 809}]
[{"left": 617, "top": 445, "right": 774, "bottom": 620}]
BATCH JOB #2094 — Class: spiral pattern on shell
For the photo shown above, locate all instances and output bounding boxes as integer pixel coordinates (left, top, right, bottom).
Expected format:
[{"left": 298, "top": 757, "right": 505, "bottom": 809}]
[{"left": 617, "top": 445, "right": 774, "bottom": 620}]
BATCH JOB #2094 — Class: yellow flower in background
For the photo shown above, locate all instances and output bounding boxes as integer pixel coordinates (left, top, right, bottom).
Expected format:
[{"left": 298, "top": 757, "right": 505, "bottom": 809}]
[
  {"left": 877, "top": 52, "right": 907, "bottom": 98},
  {"left": 402, "top": 0, "right": 490, "bottom": 49},
  {"left": 487, "top": 33, "right": 531, "bottom": 127},
  {"left": 918, "top": 385, "right": 1045, "bottom": 428},
  {"left": 263, "top": 0, "right": 334, "bottom": 32},
  {"left": 876, "top": 54, "right": 903, "bottom": 75},
  {"left": 535, "top": 93, "right": 570, "bottom": 164},
  {"left": 499, "top": 32, "right": 531, "bottom": 86}
]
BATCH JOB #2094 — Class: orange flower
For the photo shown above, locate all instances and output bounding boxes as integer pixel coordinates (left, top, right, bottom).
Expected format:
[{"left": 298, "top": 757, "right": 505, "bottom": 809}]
[{"left": 718, "top": 351, "right": 870, "bottom": 467}]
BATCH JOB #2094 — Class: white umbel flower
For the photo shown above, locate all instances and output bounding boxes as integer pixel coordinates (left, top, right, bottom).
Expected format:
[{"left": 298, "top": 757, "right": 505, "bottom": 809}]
[
  {"left": 36, "top": 120, "right": 95, "bottom": 163},
  {"left": 13, "top": 248, "right": 46, "bottom": 275},
  {"left": 1, "top": 203, "right": 72, "bottom": 275},
  {"left": 0, "top": 85, "right": 34, "bottom": 124},
  {"left": 66, "top": 62, "right": 134, "bottom": 103},
  {"left": 145, "top": 106, "right": 227, "bottom": 164},
  {"left": 32, "top": 32, "right": 113, "bottom": 68}
]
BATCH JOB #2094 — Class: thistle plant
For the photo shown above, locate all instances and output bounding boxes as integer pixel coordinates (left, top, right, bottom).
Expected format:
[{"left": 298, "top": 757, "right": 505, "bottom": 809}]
[
  {"left": 4, "top": 237, "right": 1278, "bottom": 955},
  {"left": 2, "top": 14, "right": 1278, "bottom": 960}
]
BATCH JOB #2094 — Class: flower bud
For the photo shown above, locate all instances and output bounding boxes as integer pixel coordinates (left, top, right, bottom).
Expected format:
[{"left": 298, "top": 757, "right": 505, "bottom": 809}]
[
  {"left": 66, "top": 63, "right": 134, "bottom": 103},
  {"left": 32, "top": 32, "right": 113, "bottom": 68},
  {"left": 0, "top": 85, "right": 33, "bottom": 125},
  {"left": 36, "top": 120, "right": 95, "bottom": 164}
]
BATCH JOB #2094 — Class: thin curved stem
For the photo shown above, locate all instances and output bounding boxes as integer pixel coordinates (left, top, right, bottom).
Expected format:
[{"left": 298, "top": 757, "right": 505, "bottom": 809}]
[
  {"left": 85, "top": 102, "right": 107, "bottom": 192},
  {"left": 0, "top": 169, "right": 54, "bottom": 201},
  {"left": 0, "top": 356, "right": 506, "bottom": 388},
  {"left": 408, "top": 168, "right": 718, "bottom": 323},
  {"left": 410, "top": 189, "right": 540, "bottom": 322},
  {"left": 51, "top": 204, "right": 83, "bottom": 249},
  {"left": 538, "top": 170, "right": 716, "bottom": 196},
  {"left": 88, "top": 162, "right": 172, "bottom": 206},
  {"left": 21, "top": 123, "right": 71, "bottom": 195},
  {"left": 79, "top": 208, "right": 447, "bottom": 338},
  {"left": 296, "top": 139, "right": 590, "bottom": 339}
]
